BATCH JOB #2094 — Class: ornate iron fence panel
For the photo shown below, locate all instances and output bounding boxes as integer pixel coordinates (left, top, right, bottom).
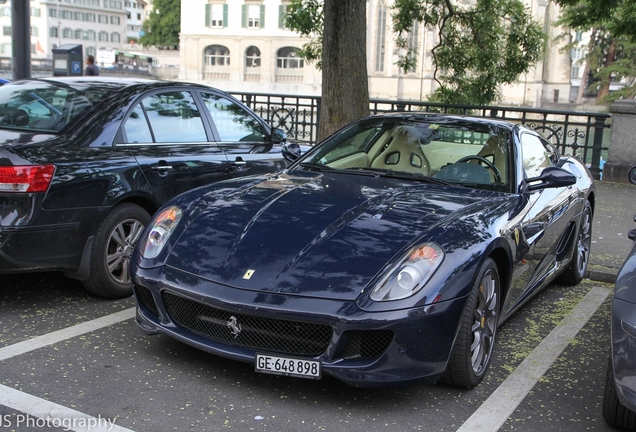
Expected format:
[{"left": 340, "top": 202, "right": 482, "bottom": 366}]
[
  {"left": 231, "top": 92, "right": 320, "bottom": 142},
  {"left": 231, "top": 92, "right": 611, "bottom": 180}
]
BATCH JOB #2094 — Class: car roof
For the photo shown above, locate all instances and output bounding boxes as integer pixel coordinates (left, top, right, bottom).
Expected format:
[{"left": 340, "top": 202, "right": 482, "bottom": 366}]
[
  {"left": 24, "top": 76, "right": 218, "bottom": 94},
  {"left": 372, "top": 112, "right": 518, "bottom": 131}
]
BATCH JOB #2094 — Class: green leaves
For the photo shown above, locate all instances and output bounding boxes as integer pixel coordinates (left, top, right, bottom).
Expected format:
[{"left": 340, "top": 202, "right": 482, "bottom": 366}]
[
  {"left": 139, "top": 0, "right": 181, "bottom": 48},
  {"left": 285, "top": 0, "right": 324, "bottom": 68},
  {"left": 391, "top": 0, "right": 545, "bottom": 105},
  {"left": 556, "top": 0, "right": 636, "bottom": 102}
]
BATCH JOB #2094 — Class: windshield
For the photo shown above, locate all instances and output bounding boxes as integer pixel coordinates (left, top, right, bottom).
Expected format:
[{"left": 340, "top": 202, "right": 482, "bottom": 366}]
[
  {"left": 299, "top": 117, "right": 512, "bottom": 191},
  {"left": 0, "top": 80, "right": 111, "bottom": 132}
]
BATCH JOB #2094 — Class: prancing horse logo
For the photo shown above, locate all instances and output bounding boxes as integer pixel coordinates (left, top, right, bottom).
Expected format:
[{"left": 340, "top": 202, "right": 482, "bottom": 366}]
[{"left": 227, "top": 316, "right": 241, "bottom": 338}]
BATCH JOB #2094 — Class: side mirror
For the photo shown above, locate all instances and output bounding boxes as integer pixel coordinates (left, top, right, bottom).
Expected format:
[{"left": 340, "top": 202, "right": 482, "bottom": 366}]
[
  {"left": 629, "top": 166, "right": 636, "bottom": 185},
  {"left": 525, "top": 166, "right": 577, "bottom": 192},
  {"left": 282, "top": 143, "right": 302, "bottom": 163},
  {"left": 271, "top": 128, "right": 287, "bottom": 144}
]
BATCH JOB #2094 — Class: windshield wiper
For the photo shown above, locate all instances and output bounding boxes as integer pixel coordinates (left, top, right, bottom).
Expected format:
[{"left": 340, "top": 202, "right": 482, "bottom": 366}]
[
  {"left": 344, "top": 167, "right": 457, "bottom": 185},
  {"left": 299, "top": 162, "right": 336, "bottom": 172}
]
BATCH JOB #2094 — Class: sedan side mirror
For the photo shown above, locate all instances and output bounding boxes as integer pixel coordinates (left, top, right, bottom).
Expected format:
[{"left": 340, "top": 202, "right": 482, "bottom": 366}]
[
  {"left": 282, "top": 142, "right": 302, "bottom": 163},
  {"left": 525, "top": 166, "right": 577, "bottom": 192},
  {"left": 271, "top": 128, "right": 287, "bottom": 144}
]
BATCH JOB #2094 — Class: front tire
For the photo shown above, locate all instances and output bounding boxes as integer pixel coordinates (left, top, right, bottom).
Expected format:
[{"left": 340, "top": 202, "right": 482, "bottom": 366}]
[
  {"left": 603, "top": 355, "right": 636, "bottom": 429},
  {"left": 559, "top": 200, "right": 593, "bottom": 285},
  {"left": 442, "top": 257, "right": 500, "bottom": 388},
  {"left": 82, "top": 203, "right": 150, "bottom": 299}
]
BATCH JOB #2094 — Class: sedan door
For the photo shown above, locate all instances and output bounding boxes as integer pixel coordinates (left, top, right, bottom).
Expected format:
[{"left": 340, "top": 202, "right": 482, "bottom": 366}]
[
  {"left": 198, "top": 91, "right": 289, "bottom": 178},
  {"left": 117, "top": 88, "right": 231, "bottom": 205}
]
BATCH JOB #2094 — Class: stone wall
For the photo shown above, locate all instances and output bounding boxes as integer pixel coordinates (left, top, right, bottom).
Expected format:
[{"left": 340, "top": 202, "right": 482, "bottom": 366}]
[{"left": 603, "top": 100, "right": 636, "bottom": 183}]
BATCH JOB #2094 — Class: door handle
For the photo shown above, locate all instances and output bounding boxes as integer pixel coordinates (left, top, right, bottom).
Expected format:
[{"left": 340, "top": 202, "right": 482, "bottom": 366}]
[{"left": 151, "top": 165, "right": 173, "bottom": 172}]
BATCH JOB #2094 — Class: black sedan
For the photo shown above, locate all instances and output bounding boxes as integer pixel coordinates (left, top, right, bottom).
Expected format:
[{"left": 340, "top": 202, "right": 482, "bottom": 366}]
[
  {"left": 0, "top": 77, "right": 295, "bottom": 298},
  {"left": 603, "top": 166, "right": 636, "bottom": 429},
  {"left": 132, "top": 113, "right": 594, "bottom": 388}
]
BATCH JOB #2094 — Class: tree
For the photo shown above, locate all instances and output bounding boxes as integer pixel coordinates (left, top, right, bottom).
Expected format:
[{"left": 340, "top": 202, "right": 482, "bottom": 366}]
[
  {"left": 391, "top": 0, "right": 545, "bottom": 105},
  {"left": 139, "top": 0, "right": 181, "bottom": 48},
  {"left": 286, "top": 0, "right": 545, "bottom": 137},
  {"left": 556, "top": 0, "right": 636, "bottom": 102},
  {"left": 287, "top": 0, "right": 369, "bottom": 140}
]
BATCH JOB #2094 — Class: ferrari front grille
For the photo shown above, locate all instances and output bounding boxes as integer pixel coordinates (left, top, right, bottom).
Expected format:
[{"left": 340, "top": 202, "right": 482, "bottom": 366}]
[{"left": 162, "top": 292, "right": 333, "bottom": 356}]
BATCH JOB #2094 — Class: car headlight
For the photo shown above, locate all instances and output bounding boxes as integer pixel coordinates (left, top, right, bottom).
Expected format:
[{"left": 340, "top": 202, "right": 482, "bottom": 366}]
[
  {"left": 370, "top": 243, "right": 444, "bottom": 301},
  {"left": 139, "top": 206, "right": 183, "bottom": 259}
]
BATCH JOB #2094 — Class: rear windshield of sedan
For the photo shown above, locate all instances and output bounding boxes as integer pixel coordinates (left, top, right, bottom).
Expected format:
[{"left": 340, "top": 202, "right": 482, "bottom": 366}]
[{"left": 0, "top": 80, "right": 113, "bottom": 132}]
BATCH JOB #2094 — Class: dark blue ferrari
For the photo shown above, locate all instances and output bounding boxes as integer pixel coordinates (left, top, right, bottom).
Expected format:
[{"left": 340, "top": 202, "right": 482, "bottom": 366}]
[{"left": 131, "top": 113, "right": 595, "bottom": 388}]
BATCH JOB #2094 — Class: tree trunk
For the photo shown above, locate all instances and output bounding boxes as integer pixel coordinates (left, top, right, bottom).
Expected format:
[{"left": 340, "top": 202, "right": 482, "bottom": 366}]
[
  {"left": 596, "top": 38, "right": 616, "bottom": 101},
  {"left": 318, "top": 0, "right": 369, "bottom": 141}
]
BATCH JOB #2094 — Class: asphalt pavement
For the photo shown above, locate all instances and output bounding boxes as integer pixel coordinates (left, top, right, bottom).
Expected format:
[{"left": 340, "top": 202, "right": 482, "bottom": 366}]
[{"left": 588, "top": 179, "right": 636, "bottom": 283}]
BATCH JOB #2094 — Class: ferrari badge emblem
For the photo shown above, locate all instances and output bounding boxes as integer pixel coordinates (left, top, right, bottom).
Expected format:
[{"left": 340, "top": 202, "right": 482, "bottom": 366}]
[
  {"left": 243, "top": 269, "right": 255, "bottom": 280},
  {"left": 227, "top": 316, "right": 241, "bottom": 338}
]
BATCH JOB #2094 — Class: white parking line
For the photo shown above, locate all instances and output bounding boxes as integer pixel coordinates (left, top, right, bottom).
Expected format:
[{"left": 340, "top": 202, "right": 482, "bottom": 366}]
[
  {"left": 0, "top": 384, "right": 133, "bottom": 432},
  {"left": 456, "top": 285, "right": 611, "bottom": 432},
  {"left": 0, "top": 307, "right": 136, "bottom": 432},
  {"left": 0, "top": 308, "right": 135, "bottom": 361}
]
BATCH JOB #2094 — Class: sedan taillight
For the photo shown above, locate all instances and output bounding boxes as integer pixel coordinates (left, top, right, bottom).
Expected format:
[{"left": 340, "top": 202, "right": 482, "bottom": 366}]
[{"left": 0, "top": 165, "right": 56, "bottom": 193}]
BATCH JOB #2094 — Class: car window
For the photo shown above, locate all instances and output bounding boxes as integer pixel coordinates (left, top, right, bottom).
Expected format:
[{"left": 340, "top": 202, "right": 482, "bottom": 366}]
[
  {"left": 0, "top": 81, "right": 109, "bottom": 132},
  {"left": 123, "top": 91, "right": 207, "bottom": 144},
  {"left": 301, "top": 118, "right": 511, "bottom": 191},
  {"left": 200, "top": 92, "right": 265, "bottom": 142},
  {"left": 520, "top": 133, "right": 554, "bottom": 178},
  {"left": 124, "top": 104, "right": 153, "bottom": 143}
]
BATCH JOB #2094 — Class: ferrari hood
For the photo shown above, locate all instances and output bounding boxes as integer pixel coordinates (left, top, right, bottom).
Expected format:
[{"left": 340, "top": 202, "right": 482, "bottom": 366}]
[{"left": 166, "top": 172, "right": 497, "bottom": 300}]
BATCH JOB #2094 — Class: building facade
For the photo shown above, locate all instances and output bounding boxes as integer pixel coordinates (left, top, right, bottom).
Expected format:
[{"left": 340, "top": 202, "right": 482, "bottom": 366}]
[
  {"left": 180, "top": 0, "right": 576, "bottom": 107},
  {"left": 0, "top": 0, "right": 134, "bottom": 62}
]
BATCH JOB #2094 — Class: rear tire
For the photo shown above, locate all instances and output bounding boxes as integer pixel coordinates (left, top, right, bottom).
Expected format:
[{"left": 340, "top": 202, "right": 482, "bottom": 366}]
[
  {"left": 82, "top": 203, "right": 150, "bottom": 299},
  {"left": 559, "top": 200, "right": 592, "bottom": 285},
  {"left": 603, "top": 355, "right": 636, "bottom": 429},
  {"left": 441, "top": 257, "right": 500, "bottom": 388}
]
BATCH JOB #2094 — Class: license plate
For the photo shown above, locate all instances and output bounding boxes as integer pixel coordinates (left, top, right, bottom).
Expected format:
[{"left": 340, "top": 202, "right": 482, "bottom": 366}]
[{"left": 255, "top": 354, "right": 322, "bottom": 380}]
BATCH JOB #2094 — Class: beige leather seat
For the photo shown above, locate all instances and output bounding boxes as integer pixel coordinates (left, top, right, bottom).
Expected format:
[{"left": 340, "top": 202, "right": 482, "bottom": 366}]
[
  {"left": 370, "top": 131, "right": 430, "bottom": 176},
  {"left": 476, "top": 135, "right": 508, "bottom": 183}
]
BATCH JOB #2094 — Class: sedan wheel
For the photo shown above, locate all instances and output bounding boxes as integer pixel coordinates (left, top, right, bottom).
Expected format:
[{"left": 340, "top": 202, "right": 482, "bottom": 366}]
[
  {"left": 442, "top": 257, "right": 500, "bottom": 388},
  {"left": 83, "top": 203, "right": 150, "bottom": 298},
  {"left": 559, "top": 200, "right": 592, "bottom": 285}
]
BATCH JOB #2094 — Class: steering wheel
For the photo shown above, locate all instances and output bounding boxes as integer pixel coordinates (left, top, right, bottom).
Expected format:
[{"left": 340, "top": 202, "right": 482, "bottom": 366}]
[
  {"left": 456, "top": 155, "right": 502, "bottom": 183},
  {"left": 1, "top": 108, "right": 29, "bottom": 127}
]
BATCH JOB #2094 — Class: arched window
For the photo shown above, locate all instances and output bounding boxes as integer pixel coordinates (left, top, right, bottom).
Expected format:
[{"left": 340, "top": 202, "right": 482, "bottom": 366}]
[
  {"left": 375, "top": 0, "right": 386, "bottom": 72},
  {"left": 245, "top": 46, "right": 261, "bottom": 68},
  {"left": 276, "top": 47, "right": 303, "bottom": 69},
  {"left": 204, "top": 45, "right": 230, "bottom": 67}
]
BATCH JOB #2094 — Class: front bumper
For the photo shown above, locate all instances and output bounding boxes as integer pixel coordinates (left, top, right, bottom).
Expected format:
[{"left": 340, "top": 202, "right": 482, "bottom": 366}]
[
  {"left": 611, "top": 297, "right": 636, "bottom": 413},
  {"left": 133, "top": 265, "right": 468, "bottom": 388}
]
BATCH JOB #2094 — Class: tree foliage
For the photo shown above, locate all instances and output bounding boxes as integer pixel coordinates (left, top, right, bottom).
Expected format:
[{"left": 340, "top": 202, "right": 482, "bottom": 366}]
[
  {"left": 286, "top": 0, "right": 324, "bottom": 68},
  {"left": 139, "top": 0, "right": 181, "bottom": 48},
  {"left": 392, "top": 0, "right": 545, "bottom": 105},
  {"left": 556, "top": 0, "right": 636, "bottom": 102},
  {"left": 287, "top": 0, "right": 545, "bottom": 106}
]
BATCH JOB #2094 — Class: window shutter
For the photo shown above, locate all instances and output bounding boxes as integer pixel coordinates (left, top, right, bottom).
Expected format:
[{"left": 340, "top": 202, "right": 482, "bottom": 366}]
[
  {"left": 278, "top": 5, "right": 285, "bottom": 29},
  {"left": 241, "top": 4, "right": 247, "bottom": 28},
  {"left": 259, "top": 4, "right": 265, "bottom": 28},
  {"left": 204, "top": 3, "right": 210, "bottom": 27},
  {"left": 223, "top": 4, "right": 228, "bottom": 28}
]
